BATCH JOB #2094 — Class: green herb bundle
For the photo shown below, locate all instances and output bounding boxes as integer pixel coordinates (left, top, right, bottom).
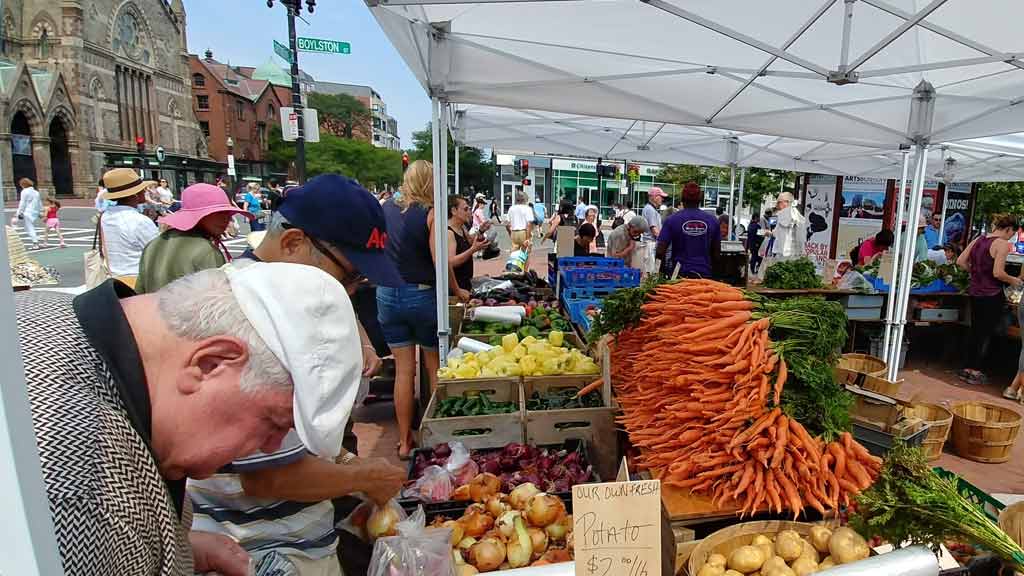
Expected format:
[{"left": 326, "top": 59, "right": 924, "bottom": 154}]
[
  {"left": 587, "top": 274, "right": 666, "bottom": 342},
  {"left": 762, "top": 257, "right": 822, "bottom": 289},
  {"left": 752, "top": 295, "right": 852, "bottom": 440},
  {"left": 851, "top": 444, "right": 1024, "bottom": 570}
]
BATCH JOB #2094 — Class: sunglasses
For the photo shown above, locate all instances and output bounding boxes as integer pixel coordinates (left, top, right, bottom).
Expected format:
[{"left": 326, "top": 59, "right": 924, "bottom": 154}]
[{"left": 282, "top": 224, "right": 366, "bottom": 285}]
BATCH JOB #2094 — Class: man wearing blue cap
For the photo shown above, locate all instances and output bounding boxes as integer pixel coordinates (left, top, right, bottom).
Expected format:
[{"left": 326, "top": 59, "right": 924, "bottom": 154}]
[{"left": 189, "top": 174, "right": 407, "bottom": 576}]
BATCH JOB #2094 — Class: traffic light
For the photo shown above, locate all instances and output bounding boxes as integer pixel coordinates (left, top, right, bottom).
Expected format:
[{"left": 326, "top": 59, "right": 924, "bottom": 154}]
[
  {"left": 522, "top": 178, "right": 531, "bottom": 186},
  {"left": 135, "top": 136, "right": 146, "bottom": 156},
  {"left": 402, "top": 152, "right": 409, "bottom": 170},
  {"left": 520, "top": 159, "right": 529, "bottom": 175},
  {"left": 513, "top": 160, "right": 521, "bottom": 177}
]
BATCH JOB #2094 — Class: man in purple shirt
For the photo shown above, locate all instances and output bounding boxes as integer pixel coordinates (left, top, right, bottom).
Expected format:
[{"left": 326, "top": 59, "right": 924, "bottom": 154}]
[{"left": 656, "top": 181, "right": 720, "bottom": 278}]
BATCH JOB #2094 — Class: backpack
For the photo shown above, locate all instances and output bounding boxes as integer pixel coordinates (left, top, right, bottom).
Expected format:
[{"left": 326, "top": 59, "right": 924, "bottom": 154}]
[{"left": 612, "top": 216, "right": 625, "bottom": 229}]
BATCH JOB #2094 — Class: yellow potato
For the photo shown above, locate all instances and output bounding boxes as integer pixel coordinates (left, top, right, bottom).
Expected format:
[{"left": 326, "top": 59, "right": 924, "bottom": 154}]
[
  {"left": 706, "top": 554, "right": 727, "bottom": 568},
  {"left": 763, "top": 566, "right": 796, "bottom": 576},
  {"left": 809, "top": 526, "right": 832, "bottom": 555},
  {"left": 696, "top": 565, "right": 725, "bottom": 576},
  {"left": 790, "top": 557, "right": 818, "bottom": 576},
  {"left": 727, "top": 545, "right": 766, "bottom": 573},
  {"left": 818, "top": 556, "right": 835, "bottom": 571},
  {"left": 761, "top": 556, "right": 789, "bottom": 574},
  {"left": 723, "top": 571, "right": 744, "bottom": 576},
  {"left": 774, "top": 531, "right": 803, "bottom": 562},
  {"left": 798, "top": 540, "right": 820, "bottom": 564},
  {"left": 828, "top": 527, "right": 870, "bottom": 565}
]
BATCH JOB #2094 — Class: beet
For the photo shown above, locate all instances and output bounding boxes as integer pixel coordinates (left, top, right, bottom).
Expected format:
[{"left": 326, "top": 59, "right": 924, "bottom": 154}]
[{"left": 434, "top": 443, "right": 452, "bottom": 458}]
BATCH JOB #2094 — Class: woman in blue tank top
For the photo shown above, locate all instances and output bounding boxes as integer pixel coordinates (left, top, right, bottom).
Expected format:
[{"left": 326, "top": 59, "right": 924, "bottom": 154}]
[{"left": 377, "top": 160, "right": 469, "bottom": 459}]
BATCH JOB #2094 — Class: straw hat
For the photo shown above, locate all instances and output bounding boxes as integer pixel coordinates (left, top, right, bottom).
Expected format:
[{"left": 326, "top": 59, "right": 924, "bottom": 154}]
[{"left": 100, "top": 168, "right": 155, "bottom": 200}]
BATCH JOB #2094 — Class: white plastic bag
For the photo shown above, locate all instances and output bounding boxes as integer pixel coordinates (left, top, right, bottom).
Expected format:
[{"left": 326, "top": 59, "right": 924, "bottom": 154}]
[
  {"left": 367, "top": 507, "right": 455, "bottom": 576},
  {"left": 401, "top": 465, "right": 454, "bottom": 503},
  {"left": 445, "top": 441, "right": 478, "bottom": 487},
  {"left": 338, "top": 498, "right": 409, "bottom": 543},
  {"left": 838, "top": 269, "right": 877, "bottom": 293}
]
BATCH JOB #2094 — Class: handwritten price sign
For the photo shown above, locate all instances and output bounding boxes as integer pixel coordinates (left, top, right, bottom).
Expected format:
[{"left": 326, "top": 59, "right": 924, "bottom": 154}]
[{"left": 573, "top": 480, "right": 661, "bottom": 576}]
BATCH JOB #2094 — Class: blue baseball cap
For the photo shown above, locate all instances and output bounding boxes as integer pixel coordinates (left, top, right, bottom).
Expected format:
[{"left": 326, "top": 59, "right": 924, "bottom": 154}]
[{"left": 278, "top": 174, "right": 404, "bottom": 288}]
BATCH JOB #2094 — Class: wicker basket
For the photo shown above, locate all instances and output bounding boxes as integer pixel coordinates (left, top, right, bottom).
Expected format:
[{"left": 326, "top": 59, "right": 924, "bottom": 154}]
[
  {"left": 906, "top": 403, "right": 953, "bottom": 461},
  {"left": 688, "top": 520, "right": 825, "bottom": 575},
  {"left": 837, "top": 353, "right": 887, "bottom": 378},
  {"left": 950, "top": 402, "right": 1022, "bottom": 463}
]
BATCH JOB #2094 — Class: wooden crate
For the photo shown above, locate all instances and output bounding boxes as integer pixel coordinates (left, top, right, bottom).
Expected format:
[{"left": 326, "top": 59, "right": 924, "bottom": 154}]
[
  {"left": 522, "top": 373, "right": 617, "bottom": 481},
  {"left": 453, "top": 331, "right": 586, "bottom": 350},
  {"left": 420, "top": 378, "right": 524, "bottom": 450}
]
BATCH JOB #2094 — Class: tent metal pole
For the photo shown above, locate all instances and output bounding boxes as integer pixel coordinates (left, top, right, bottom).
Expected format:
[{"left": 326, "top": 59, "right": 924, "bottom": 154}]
[
  {"left": 840, "top": 0, "right": 854, "bottom": 70},
  {"left": 882, "top": 150, "right": 911, "bottom": 366},
  {"left": 888, "top": 144, "right": 930, "bottom": 380},
  {"left": 432, "top": 98, "right": 451, "bottom": 363},
  {"left": 728, "top": 165, "right": 736, "bottom": 240},
  {"left": 846, "top": 0, "right": 949, "bottom": 73},
  {"left": 738, "top": 168, "right": 746, "bottom": 230},
  {"left": 455, "top": 144, "right": 460, "bottom": 196}
]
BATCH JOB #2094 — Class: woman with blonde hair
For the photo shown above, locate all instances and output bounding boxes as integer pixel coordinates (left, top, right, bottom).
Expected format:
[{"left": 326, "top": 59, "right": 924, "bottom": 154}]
[{"left": 378, "top": 159, "right": 468, "bottom": 459}]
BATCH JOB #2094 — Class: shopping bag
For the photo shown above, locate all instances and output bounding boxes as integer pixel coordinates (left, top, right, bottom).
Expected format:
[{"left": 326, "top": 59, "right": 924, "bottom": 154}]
[{"left": 83, "top": 216, "right": 112, "bottom": 288}]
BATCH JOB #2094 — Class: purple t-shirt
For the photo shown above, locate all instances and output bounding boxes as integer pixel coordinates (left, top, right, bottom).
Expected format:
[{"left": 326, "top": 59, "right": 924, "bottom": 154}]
[{"left": 658, "top": 208, "right": 720, "bottom": 277}]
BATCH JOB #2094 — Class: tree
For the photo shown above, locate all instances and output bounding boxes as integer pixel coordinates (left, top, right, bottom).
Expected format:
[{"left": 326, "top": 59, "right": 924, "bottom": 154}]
[
  {"left": 267, "top": 125, "right": 403, "bottom": 190},
  {"left": 406, "top": 123, "right": 495, "bottom": 195},
  {"left": 655, "top": 163, "right": 792, "bottom": 213},
  {"left": 308, "top": 92, "right": 371, "bottom": 140},
  {"left": 973, "top": 181, "right": 1024, "bottom": 228}
]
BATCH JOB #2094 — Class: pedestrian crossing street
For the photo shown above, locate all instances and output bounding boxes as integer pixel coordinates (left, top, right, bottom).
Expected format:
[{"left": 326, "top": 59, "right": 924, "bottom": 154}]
[{"left": 12, "top": 226, "right": 252, "bottom": 256}]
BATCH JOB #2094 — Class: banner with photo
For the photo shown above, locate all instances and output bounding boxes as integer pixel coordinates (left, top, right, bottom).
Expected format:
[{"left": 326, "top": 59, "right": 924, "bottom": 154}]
[
  {"left": 841, "top": 177, "right": 887, "bottom": 220},
  {"left": 803, "top": 174, "right": 837, "bottom": 274},
  {"left": 942, "top": 182, "right": 972, "bottom": 249},
  {"left": 836, "top": 177, "right": 887, "bottom": 261}
]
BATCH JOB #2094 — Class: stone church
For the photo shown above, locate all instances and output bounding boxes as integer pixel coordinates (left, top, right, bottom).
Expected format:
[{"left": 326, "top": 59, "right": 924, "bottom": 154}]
[{"left": 1, "top": 0, "right": 212, "bottom": 199}]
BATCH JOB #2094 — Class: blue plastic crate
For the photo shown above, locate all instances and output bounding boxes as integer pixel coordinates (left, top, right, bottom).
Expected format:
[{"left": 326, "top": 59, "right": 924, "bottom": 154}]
[
  {"left": 557, "top": 256, "right": 624, "bottom": 269},
  {"left": 563, "top": 298, "right": 602, "bottom": 334},
  {"left": 865, "top": 275, "right": 959, "bottom": 294},
  {"left": 561, "top": 286, "right": 618, "bottom": 300},
  {"left": 560, "top": 266, "right": 641, "bottom": 289}
]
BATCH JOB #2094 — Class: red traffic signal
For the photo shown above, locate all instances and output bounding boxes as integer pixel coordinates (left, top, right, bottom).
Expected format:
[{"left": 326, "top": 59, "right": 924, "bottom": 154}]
[
  {"left": 521, "top": 178, "right": 531, "bottom": 186},
  {"left": 520, "top": 159, "right": 529, "bottom": 174},
  {"left": 402, "top": 152, "right": 409, "bottom": 169},
  {"left": 135, "top": 136, "right": 145, "bottom": 155}
]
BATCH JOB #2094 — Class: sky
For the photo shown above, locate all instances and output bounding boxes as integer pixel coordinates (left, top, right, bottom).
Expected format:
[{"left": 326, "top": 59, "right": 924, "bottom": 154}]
[{"left": 183, "top": 0, "right": 430, "bottom": 147}]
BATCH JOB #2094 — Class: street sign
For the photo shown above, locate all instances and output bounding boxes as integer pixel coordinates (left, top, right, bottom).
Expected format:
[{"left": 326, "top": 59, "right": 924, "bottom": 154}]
[
  {"left": 155, "top": 146, "right": 166, "bottom": 163},
  {"left": 273, "top": 39, "right": 294, "bottom": 64},
  {"left": 297, "top": 36, "right": 350, "bottom": 55},
  {"left": 227, "top": 154, "right": 236, "bottom": 177},
  {"left": 280, "top": 107, "right": 320, "bottom": 143}
]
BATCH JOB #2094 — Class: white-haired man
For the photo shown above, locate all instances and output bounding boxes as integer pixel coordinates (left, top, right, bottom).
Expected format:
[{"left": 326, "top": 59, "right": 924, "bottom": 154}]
[{"left": 16, "top": 262, "right": 358, "bottom": 575}]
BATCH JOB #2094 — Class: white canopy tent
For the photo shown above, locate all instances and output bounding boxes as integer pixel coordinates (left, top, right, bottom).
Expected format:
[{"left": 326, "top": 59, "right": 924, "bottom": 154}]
[
  {"left": 453, "top": 104, "right": 1024, "bottom": 183},
  {"left": 370, "top": 0, "right": 1024, "bottom": 371}
]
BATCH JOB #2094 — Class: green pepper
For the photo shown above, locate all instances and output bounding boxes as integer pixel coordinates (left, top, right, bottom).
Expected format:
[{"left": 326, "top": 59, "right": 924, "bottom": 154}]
[{"left": 479, "top": 391, "right": 493, "bottom": 412}]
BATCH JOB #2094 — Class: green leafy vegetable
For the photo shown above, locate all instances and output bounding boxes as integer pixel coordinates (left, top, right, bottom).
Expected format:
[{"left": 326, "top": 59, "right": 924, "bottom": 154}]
[
  {"left": 587, "top": 274, "right": 667, "bottom": 342},
  {"left": 762, "top": 257, "right": 822, "bottom": 290},
  {"left": 851, "top": 444, "right": 1024, "bottom": 570}
]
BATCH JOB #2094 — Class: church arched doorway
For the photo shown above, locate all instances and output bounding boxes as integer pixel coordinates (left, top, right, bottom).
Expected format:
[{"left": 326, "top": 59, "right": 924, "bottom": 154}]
[
  {"left": 48, "top": 118, "right": 73, "bottom": 196},
  {"left": 10, "top": 111, "right": 36, "bottom": 187}
]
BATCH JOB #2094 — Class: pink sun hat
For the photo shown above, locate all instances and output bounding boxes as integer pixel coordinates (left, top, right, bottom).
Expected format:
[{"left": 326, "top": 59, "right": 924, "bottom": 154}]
[{"left": 159, "top": 183, "right": 253, "bottom": 231}]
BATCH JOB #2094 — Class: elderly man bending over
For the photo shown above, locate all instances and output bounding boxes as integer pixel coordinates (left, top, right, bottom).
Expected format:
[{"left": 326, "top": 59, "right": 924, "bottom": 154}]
[{"left": 15, "top": 262, "right": 355, "bottom": 576}]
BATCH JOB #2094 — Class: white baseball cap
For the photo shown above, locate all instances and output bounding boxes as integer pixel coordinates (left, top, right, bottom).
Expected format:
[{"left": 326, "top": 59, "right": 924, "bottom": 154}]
[{"left": 223, "top": 261, "right": 361, "bottom": 460}]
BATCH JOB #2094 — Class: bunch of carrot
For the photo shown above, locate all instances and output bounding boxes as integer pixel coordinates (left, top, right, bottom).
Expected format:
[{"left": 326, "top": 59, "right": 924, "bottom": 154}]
[{"left": 610, "top": 279, "right": 881, "bottom": 518}]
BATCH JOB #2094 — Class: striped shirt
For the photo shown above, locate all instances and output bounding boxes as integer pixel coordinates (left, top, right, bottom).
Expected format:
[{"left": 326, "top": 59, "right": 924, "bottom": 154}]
[{"left": 187, "top": 431, "right": 339, "bottom": 561}]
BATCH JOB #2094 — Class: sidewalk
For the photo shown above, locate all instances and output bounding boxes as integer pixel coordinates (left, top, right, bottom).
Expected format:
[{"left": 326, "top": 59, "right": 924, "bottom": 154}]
[{"left": 4, "top": 198, "right": 95, "bottom": 209}]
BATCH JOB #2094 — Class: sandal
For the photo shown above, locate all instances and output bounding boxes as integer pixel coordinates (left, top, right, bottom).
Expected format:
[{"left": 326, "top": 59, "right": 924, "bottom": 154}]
[{"left": 1003, "top": 387, "right": 1019, "bottom": 400}]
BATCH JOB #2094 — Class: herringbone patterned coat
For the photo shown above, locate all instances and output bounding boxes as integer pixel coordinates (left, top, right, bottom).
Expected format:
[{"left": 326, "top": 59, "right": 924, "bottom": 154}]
[{"left": 15, "top": 290, "right": 192, "bottom": 575}]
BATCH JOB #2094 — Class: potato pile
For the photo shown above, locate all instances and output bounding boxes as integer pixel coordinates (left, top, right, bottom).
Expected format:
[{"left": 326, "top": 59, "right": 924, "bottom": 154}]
[{"left": 697, "top": 526, "right": 870, "bottom": 576}]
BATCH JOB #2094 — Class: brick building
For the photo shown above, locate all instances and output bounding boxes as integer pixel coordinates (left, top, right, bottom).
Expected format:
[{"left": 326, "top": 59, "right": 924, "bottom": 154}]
[{"left": 188, "top": 50, "right": 289, "bottom": 181}]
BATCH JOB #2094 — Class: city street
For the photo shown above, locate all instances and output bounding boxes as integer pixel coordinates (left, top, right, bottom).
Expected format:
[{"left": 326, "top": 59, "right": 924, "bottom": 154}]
[{"left": 5, "top": 204, "right": 554, "bottom": 288}]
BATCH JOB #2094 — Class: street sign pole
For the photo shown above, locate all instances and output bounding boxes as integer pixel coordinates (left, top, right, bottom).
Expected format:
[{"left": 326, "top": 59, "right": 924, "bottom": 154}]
[{"left": 286, "top": 2, "right": 306, "bottom": 183}]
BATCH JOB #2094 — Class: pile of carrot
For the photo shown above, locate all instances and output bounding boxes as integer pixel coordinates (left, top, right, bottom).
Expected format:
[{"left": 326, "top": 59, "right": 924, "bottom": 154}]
[{"left": 610, "top": 279, "right": 881, "bottom": 518}]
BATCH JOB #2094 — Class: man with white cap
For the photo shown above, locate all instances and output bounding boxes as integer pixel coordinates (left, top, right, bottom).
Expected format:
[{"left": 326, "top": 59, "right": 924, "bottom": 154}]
[
  {"left": 14, "top": 263, "right": 358, "bottom": 575},
  {"left": 190, "top": 174, "right": 407, "bottom": 576}
]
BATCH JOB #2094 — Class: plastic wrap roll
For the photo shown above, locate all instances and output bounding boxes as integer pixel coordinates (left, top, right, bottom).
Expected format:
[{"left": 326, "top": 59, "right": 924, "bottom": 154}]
[
  {"left": 817, "top": 546, "right": 939, "bottom": 576},
  {"left": 457, "top": 337, "right": 496, "bottom": 354},
  {"left": 475, "top": 305, "right": 527, "bottom": 318},
  {"left": 470, "top": 307, "right": 523, "bottom": 325}
]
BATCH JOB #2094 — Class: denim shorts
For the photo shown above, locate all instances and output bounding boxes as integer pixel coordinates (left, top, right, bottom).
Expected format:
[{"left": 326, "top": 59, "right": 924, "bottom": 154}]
[{"left": 376, "top": 284, "right": 438, "bottom": 349}]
